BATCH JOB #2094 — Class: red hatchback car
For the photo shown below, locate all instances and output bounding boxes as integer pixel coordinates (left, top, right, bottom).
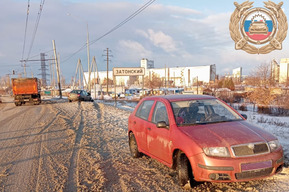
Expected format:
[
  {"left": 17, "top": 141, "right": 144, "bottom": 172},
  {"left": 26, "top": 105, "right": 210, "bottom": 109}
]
[{"left": 128, "top": 95, "right": 284, "bottom": 187}]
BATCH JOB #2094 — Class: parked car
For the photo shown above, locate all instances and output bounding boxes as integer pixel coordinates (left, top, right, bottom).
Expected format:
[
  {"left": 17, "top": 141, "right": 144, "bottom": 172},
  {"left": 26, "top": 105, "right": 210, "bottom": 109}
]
[
  {"left": 128, "top": 95, "right": 284, "bottom": 187},
  {"left": 68, "top": 90, "right": 93, "bottom": 102}
]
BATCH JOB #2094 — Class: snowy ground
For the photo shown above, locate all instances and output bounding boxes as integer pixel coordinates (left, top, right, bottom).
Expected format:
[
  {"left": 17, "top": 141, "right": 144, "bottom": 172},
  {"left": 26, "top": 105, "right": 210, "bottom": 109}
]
[{"left": 0, "top": 96, "right": 288, "bottom": 191}]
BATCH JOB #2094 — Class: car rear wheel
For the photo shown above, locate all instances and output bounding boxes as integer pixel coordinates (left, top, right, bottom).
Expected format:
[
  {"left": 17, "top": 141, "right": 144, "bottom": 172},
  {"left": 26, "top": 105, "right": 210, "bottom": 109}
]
[
  {"left": 129, "top": 133, "right": 141, "bottom": 158},
  {"left": 177, "top": 152, "right": 194, "bottom": 187}
]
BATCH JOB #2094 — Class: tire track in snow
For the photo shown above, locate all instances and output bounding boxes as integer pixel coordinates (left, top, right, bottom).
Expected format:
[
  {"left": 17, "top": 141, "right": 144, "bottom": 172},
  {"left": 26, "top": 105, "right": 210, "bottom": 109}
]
[
  {"left": 64, "top": 102, "right": 84, "bottom": 191},
  {"left": 92, "top": 103, "right": 123, "bottom": 191}
]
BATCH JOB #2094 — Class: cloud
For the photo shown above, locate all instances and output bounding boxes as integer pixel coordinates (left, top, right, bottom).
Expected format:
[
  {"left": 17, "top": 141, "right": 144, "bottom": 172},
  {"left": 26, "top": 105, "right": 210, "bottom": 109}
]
[
  {"left": 115, "top": 40, "right": 152, "bottom": 65},
  {"left": 138, "top": 29, "right": 179, "bottom": 53}
]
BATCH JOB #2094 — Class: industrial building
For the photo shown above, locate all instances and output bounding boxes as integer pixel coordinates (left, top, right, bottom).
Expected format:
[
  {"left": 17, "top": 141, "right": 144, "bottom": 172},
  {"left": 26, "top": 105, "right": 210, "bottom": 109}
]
[
  {"left": 270, "top": 58, "right": 289, "bottom": 84},
  {"left": 83, "top": 58, "right": 216, "bottom": 88},
  {"left": 271, "top": 59, "right": 280, "bottom": 83},
  {"left": 279, "top": 58, "right": 289, "bottom": 83}
]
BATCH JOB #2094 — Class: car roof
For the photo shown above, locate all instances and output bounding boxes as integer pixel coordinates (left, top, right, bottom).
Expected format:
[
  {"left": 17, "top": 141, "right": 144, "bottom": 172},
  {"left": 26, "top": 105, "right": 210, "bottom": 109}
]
[{"left": 143, "top": 94, "right": 215, "bottom": 102}]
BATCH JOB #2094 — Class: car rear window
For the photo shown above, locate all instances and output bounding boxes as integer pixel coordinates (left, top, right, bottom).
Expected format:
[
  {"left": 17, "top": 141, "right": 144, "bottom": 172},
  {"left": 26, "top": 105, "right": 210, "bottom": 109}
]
[{"left": 135, "top": 100, "right": 154, "bottom": 121}]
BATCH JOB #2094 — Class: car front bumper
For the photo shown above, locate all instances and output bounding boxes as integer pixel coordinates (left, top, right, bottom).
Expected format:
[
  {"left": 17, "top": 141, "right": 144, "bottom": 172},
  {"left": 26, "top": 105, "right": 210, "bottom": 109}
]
[{"left": 189, "top": 148, "right": 284, "bottom": 182}]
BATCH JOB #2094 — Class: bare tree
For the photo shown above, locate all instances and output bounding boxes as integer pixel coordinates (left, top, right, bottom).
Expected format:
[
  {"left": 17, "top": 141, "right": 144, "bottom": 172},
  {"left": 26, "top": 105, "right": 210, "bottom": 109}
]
[
  {"left": 144, "top": 72, "right": 162, "bottom": 91},
  {"left": 245, "top": 63, "right": 276, "bottom": 109},
  {"left": 245, "top": 62, "right": 272, "bottom": 87}
]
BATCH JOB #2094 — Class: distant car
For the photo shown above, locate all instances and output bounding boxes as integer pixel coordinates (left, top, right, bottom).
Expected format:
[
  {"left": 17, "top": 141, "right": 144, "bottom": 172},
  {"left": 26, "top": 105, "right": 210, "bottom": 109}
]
[
  {"left": 118, "top": 93, "right": 125, "bottom": 98},
  {"left": 128, "top": 95, "right": 284, "bottom": 187},
  {"left": 68, "top": 90, "right": 93, "bottom": 102}
]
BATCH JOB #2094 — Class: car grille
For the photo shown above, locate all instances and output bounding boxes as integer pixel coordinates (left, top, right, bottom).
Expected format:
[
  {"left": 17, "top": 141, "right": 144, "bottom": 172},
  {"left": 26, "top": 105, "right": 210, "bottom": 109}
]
[
  {"left": 231, "top": 143, "right": 269, "bottom": 157},
  {"left": 235, "top": 167, "right": 273, "bottom": 180}
]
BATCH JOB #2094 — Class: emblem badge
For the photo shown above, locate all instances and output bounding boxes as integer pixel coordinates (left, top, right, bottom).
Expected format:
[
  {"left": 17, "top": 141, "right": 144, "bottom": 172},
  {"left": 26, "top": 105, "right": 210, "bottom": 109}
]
[
  {"left": 248, "top": 143, "right": 255, "bottom": 150},
  {"left": 229, "top": 1, "right": 288, "bottom": 54}
]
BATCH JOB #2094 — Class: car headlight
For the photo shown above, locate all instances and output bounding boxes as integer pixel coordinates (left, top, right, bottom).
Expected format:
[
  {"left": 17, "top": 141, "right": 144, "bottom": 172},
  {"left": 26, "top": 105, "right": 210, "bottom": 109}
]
[
  {"left": 203, "top": 147, "right": 230, "bottom": 157},
  {"left": 268, "top": 140, "right": 280, "bottom": 152}
]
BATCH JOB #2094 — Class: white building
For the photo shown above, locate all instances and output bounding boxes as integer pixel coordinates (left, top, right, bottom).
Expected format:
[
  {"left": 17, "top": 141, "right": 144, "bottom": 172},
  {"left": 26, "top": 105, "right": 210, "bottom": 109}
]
[
  {"left": 141, "top": 58, "right": 154, "bottom": 71},
  {"left": 83, "top": 59, "right": 216, "bottom": 88},
  {"left": 271, "top": 59, "right": 280, "bottom": 83},
  {"left": 145, "top": 65, "right": 216, "bottom": 87},
  {"left": 279, "top": 58, "right": 289, "bottom": 83},
  {"left": 232, "top": 67, "right": 242, "bottom": 80}
]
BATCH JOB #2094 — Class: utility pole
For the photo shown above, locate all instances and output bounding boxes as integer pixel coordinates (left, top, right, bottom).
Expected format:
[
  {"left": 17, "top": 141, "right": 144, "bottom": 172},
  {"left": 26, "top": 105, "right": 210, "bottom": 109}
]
[
  {"left": 91, "top": 56, "right": 99, "bottom": 99},
  {"left": 86, "top": 24, "right": 91, "bottom": 93},
  {"left": 165, "top": 64, "right": 166, "bottom": 89},
  {"left": 52, "top": 40, "right": 62, "bottom": 99},
  {"left": 24, "top": 64, "right": 27, "bottom": 77},
  {"left": 196, "top": 76, "right": 199, "bottom": 95},
  {"left": 168, "top": 67, "right": 170, "bottom": 88},
  {"left": 103, "top": 48, "right": 112, "bottom": 95},
  {"left": 73, "top": 59, "right": 87, "bottom": 90},
  {"left": 49, "top": 57, "right": 56, "bottom": 90},
  {"left": 40, "top": 53, "right": 48, "bottom": 87}
]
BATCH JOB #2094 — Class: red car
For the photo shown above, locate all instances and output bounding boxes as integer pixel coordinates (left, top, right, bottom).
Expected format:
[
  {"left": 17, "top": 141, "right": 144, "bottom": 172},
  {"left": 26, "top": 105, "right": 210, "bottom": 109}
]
[{"left": 128, "top": 95, "right": 284, "bottom": 187}]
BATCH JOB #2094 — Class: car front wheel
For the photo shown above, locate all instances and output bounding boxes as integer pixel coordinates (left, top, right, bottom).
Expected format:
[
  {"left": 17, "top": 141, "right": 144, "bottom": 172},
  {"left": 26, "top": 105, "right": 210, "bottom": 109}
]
[
  {"left": 129, "top": 133, "right": 141, "bottom": 158},
  {"left": 177, "top": 152, "right": 193, "bottom": 187}
]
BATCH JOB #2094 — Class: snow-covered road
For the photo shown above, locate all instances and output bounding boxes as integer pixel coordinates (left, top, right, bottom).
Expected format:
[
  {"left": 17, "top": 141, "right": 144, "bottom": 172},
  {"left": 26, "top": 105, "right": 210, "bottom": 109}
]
[{"left": 0, "top": 96, "right": 288, "bottom": 191}]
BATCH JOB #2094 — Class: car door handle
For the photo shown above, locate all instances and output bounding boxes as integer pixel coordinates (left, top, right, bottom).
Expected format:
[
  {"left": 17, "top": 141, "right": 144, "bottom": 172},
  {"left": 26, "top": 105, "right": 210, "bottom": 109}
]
[
  {"left": 133, "top": 121, "right": 136, "bottom": 125},
  {"left": 147, "top": 127, "right": 151, "bottom": 131}
]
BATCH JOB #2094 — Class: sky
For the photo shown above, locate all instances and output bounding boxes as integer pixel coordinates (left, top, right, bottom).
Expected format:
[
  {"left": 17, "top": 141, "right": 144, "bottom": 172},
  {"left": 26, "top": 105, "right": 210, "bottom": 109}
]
[{"left": 0, "top": 0, "right": 289, "bottom": 83}]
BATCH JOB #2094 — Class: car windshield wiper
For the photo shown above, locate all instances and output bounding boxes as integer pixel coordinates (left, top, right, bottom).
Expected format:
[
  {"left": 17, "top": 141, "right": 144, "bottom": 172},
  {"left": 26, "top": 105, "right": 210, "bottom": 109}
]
[
  {"left": 178, "top": 122, "right": 207, "bottom": 126},
  {"left": 210, "top": 119, "right": 243, "bottom": 124}
]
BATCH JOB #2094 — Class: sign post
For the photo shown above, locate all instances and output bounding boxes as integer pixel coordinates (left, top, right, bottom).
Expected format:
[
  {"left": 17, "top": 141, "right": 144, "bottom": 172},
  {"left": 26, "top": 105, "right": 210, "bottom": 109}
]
[{"left": 113, "top": 67, "right": 145, "bottom": 102}]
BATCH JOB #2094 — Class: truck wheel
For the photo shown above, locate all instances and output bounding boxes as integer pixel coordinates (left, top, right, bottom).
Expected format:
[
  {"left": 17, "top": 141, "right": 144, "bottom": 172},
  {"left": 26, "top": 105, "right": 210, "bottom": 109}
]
[
  {"left": 15, "top": 102, "right": 22, "bottom": 106},
  {"left": 177, "top": 152, "right": 193, "bottom": 187},
  {"left": 129, "top": 133, "right": 141, "bottom": 158}
]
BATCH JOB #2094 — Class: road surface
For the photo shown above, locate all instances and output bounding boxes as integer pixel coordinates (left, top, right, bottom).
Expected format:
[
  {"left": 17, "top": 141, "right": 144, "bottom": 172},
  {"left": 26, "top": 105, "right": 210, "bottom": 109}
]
[{"left": 0, "top": 96, "right": 288, "bottom": 191}]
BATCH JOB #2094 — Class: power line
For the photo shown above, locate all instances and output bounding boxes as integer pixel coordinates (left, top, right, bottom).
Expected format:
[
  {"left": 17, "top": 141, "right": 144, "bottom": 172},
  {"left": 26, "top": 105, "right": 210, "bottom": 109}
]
[
  {"left": 26, "top": 0, "right": 45, "bottom": 60},
  {"left": 61, "top": 0, "right": 156, "bottom": 63},
  {"left": 21, "top": 0, "right": 30, "bottom": 62},
  {"left": 90, "top": 0, "right": 156, "bottom": 45}
]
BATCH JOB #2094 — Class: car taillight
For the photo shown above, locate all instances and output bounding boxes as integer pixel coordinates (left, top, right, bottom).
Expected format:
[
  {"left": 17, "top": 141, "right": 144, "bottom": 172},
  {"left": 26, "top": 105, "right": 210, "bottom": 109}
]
[{"left": 77, "top": 94, "right": 80, "bottom": 97}]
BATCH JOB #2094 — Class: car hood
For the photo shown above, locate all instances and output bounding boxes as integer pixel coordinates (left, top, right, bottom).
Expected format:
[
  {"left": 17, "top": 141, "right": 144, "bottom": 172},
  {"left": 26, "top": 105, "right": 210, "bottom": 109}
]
[{"left": 179, "top": 120, "right": 276, "bottom": 148}]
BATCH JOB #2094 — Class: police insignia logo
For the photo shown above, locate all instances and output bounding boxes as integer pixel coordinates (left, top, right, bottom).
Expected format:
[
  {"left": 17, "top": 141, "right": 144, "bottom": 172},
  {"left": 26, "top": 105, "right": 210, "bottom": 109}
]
[{"left": 229, "top": 1, "right": 288, "bottom": 54}]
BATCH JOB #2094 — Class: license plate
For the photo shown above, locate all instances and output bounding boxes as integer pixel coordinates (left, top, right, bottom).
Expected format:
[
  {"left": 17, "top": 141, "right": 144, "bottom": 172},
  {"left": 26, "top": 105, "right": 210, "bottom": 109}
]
[{"left": 241, "top": 160, "right": 272, "bottom": 172}]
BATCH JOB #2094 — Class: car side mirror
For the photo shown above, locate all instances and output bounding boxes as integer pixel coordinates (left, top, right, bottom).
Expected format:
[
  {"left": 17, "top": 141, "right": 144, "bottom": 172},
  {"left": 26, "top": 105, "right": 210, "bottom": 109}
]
[
  {"left": 87, "top": 92, "right": 91, "bottom": 96},
  {"left": 156, "top": 121, "right": 168, "bottom": 129},
  {"left": 241, "top": 114, "right": 247, "bottom": 120}
]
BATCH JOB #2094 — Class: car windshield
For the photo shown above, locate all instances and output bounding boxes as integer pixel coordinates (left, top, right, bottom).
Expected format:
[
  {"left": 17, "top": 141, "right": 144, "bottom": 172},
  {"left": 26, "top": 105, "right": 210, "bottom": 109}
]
[
  {"left": 71, "top": 90, "right": 82, "bottom": 94},
  {"left": 171, "top": 99, "right": 243, "bottom": 126}
]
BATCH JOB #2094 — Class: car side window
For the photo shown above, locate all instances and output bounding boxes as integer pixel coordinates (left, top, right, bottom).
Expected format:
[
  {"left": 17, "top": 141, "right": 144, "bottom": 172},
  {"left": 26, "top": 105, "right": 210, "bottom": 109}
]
[
  {"left": 135, "top": 100, "right": 154, "bottom": 121},
  {"left": 152, "top": 102, "right": 169, "bottom": 125}
]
